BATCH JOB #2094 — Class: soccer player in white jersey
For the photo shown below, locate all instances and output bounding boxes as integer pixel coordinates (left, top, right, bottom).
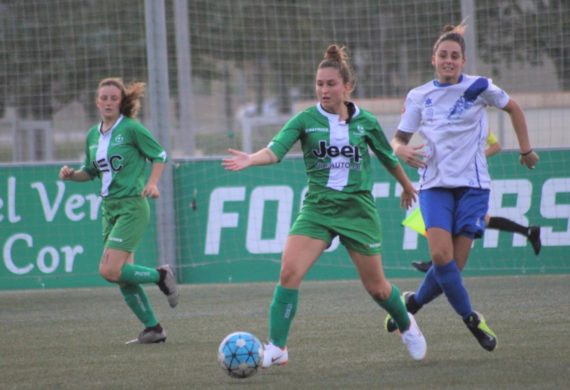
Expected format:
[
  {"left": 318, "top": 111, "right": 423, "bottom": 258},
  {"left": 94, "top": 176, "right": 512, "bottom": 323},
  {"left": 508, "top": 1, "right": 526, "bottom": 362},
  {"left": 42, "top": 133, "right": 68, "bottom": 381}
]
[
  {"left": 387, "top": 21, "right": 539, "bottom": 352},
  {"left": 59, "top": 78, "right": 178, "bottom": 344},
  {"left": 223, "top": 44, "right": 427, "bottom": 367}
]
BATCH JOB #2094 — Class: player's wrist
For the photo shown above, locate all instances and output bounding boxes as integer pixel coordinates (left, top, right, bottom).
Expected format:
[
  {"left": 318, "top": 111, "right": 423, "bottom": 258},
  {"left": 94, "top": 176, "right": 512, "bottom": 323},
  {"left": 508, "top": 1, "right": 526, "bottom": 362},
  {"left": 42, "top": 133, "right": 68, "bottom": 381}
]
[{"left": 520, "top": 149, "right": 533, "bottom": 156}]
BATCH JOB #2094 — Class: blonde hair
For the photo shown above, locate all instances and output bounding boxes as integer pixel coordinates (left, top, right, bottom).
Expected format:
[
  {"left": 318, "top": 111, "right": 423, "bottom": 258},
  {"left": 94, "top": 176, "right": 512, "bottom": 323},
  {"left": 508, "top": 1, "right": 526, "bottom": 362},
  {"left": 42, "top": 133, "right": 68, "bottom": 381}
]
[
  {"left": 432, "top": 18, "right": 468, "bottom": 57},
  {"left": 97, "top": 78, "right": 145, "bottom": 118},
  {"left": 318, "top": 44, "right": 356, "bottom": 94}
]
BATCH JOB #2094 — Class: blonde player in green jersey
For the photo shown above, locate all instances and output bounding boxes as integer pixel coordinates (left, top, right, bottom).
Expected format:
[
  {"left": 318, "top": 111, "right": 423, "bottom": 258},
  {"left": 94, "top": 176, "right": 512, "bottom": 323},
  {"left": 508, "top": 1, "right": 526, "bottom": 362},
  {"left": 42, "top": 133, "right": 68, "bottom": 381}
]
[
  {"left": 59, "top": 78, "right": 178, "bottom": 344},
  {"left": 223, "top": 44, "right": 427, "bottom": 367}
]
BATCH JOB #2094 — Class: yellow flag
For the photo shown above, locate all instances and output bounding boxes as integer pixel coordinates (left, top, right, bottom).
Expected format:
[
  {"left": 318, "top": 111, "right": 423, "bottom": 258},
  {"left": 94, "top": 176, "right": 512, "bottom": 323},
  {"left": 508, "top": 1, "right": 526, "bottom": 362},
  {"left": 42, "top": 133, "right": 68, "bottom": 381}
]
[{"left": 402, "top": 208, "right": 427, "bottom": 236}]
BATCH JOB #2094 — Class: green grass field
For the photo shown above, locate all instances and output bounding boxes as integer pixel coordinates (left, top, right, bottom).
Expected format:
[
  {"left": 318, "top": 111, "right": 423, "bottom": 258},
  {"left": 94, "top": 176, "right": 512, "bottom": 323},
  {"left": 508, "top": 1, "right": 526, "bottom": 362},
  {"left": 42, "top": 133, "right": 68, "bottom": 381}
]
[{"left": 2, "top": 275, "right": 569, "bottom": 389}]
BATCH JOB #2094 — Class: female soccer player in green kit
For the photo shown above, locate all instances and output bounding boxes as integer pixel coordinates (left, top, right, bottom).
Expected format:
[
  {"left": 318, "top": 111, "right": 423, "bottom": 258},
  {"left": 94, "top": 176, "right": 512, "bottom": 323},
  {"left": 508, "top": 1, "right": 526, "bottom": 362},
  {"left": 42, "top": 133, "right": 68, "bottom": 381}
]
[
  {"left": 59, "top": 78, "right": 178, "bottom": 344},
  {"left": 223, "top": 44, "right": 427, "bottom": 367}
]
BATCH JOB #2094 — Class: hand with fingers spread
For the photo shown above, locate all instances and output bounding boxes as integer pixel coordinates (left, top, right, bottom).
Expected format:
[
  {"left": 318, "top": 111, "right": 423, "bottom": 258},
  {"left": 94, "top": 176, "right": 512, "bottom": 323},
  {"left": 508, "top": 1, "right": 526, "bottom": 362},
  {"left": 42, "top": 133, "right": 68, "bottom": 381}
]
[
  {"left": 394, "top": 144, "right": 426, "bottom": 168},
  {"left": 222, "top": 147, "right": 277, "bottom": 171},
  {"left": 222, "top": 148, "right": 252, "bottom": 171}
]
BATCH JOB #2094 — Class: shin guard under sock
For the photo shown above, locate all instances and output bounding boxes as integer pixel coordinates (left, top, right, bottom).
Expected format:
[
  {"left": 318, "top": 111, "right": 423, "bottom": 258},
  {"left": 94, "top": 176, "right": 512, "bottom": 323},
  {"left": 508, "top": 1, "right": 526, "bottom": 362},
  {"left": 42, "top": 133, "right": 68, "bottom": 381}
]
[
  {"left": 268, "top": 285, "right": 298, "bottom": 348},
  {"left": 433, "top": 261, "right": 472, "bottom": 319}
]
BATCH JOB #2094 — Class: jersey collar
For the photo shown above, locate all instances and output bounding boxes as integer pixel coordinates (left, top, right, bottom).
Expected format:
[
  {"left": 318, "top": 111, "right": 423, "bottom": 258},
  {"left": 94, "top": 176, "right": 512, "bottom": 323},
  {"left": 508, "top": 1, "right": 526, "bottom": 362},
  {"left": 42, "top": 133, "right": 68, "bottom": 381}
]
[
  {"left": 98, "top": 115, "right": 124, "bottom": 135},
  {"left": 316, "top": 102, "right": 360, "bottom": 123},
  {"left": 433, "top": 74, "right": 464, "bottom": 87}
]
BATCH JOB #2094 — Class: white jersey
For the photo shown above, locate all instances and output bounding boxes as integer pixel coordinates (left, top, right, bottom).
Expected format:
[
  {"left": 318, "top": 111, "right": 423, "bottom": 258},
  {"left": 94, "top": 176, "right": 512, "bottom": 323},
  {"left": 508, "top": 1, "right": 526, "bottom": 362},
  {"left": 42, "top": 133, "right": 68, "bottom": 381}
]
[{"left": 398, "top": 74, "right": 510, "bottom": 190}]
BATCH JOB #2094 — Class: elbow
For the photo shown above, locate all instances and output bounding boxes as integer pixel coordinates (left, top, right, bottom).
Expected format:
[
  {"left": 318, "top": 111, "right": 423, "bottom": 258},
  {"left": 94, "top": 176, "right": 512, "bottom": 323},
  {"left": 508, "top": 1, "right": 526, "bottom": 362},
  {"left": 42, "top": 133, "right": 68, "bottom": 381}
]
[{"left": 503, "top": 99, "right": 522, "bottom": 115}]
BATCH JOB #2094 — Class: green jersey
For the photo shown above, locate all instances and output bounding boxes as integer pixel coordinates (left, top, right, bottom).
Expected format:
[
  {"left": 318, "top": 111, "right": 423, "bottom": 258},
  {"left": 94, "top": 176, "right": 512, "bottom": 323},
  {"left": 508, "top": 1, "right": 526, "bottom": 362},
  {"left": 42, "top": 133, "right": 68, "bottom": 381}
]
[
  {"left": 81, "top": 115, "right": 167, "bottom": 198},
  {"left": 268, "top": 103, "right": 399, "bottom": 193}
]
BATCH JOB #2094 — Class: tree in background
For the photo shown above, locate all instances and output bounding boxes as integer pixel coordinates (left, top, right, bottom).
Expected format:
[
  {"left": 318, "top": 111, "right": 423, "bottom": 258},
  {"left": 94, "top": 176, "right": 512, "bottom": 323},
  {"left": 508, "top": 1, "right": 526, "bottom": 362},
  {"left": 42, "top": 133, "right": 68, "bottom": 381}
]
[
  {"left": 0, "top": 0, "right": 568, "bottom": 123},
  {"left": 477, "top": 0, "right": 570, "bottom": 90}
]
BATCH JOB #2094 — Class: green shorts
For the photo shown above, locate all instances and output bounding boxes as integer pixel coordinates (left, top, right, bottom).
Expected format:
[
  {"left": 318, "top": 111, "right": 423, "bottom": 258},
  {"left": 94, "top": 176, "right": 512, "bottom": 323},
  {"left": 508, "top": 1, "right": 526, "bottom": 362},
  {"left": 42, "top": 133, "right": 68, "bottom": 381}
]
[
  {"left": 101, "top": 196, "right": 150, "bottom": 252},
  {"left": 290, "top": 189, "right": 383, "bottom": 255}
]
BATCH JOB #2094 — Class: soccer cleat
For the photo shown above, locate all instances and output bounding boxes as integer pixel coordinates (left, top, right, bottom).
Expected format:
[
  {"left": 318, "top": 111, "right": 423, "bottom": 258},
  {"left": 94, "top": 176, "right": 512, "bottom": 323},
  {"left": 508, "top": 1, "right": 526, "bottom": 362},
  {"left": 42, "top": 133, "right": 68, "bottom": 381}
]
[
  {"left": 157, "top": 264, "right": 179, "bottom": 308},
  {"left": 126, "top": 325, "right": 167, "bottom": 344},
  {"left": 528, "top": 226, "right": 542, "bottom": 255},
  {"left": 261, "top": 342, "right": 288, "bottom": 368},
  {"left": 400, "top": 313, "right": 427, "bottom": 360},
  {"left": 463, "top": 311, "right": 497, "bottom": 352},
  {"left": 411, "top": 260, "right": 432, "bottom": 273},
  {"left": 385, "top": 292, "right": 420, "bottom": 333},
  {"left": 384, "top": 314, "right": 399, "bottom": 333}
]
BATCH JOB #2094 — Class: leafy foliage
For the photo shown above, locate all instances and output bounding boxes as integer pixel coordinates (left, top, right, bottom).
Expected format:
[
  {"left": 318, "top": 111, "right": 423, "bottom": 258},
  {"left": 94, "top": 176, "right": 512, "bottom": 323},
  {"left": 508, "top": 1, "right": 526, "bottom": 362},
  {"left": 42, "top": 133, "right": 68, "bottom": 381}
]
[{"left": 0, "top": 0, "right": 568, "bottom": 121}]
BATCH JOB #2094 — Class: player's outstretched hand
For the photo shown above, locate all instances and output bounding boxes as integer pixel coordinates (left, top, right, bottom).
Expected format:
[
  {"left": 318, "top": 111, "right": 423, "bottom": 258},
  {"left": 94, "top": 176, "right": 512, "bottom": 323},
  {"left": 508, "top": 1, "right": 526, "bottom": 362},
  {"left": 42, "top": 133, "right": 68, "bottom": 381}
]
[
  {"left": 519, "top": 150, "right": 539, "bottom": 170},
  {"left": 222, "top": 148, "right": 251, "bottom": 171}
]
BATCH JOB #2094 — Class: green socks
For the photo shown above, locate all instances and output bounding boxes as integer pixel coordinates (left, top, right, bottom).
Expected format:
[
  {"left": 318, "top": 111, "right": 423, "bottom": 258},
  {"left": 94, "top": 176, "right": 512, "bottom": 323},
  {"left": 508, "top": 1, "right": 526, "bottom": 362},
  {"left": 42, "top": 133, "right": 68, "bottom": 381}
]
[
  {"left": 118, "top": 263, "right": 160, "bottom": 284},
  {"left": 120, "top": 283, "right": 159, "bottom": 328},
  {"left": 117, "top": 264, "right": 161, "bottom": 329},
  {"left": 269, "top": 285, "right": 299, "bottom": 348},
  {"left": 375, "top": 284, "right": 411, "bottom": 332},
  {"left": 267, "top": 284, "right": 410, "bottom": 347}
]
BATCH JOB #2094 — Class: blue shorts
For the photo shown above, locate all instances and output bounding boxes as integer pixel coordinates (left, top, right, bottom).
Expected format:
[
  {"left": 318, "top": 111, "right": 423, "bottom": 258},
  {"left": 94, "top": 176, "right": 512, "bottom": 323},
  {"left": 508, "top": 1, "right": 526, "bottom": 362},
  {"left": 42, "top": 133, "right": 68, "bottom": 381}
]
[{"left": 419, "top": 187, "right": 489, "bottom": 239}]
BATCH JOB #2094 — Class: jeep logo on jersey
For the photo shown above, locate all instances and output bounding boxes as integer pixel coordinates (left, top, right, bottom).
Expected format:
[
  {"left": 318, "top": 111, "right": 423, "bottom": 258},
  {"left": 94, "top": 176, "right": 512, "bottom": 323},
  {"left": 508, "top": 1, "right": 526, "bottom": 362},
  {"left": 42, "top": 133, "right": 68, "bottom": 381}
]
[{"left": 312, "top": 140, "right": 362, "bottom": 162}]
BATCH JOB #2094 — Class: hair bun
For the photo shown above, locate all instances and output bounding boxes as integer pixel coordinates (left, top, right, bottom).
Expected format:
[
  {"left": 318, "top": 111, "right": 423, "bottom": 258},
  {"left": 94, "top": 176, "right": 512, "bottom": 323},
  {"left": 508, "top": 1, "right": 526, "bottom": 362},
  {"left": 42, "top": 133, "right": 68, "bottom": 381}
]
[
  {"left": 442, "top": 18, "right": 468, "bottom": 36},
  {"left": 324, "top": 44, "right": 347, "bottom": 63}
]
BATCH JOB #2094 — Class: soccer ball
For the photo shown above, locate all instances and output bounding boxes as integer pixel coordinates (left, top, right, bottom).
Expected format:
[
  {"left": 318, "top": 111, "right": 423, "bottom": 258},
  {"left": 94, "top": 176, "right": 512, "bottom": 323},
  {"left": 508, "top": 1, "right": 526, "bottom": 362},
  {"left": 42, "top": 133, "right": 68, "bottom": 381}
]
[{"left": 218, "top": 331, "right": 264, "bottom": 379}]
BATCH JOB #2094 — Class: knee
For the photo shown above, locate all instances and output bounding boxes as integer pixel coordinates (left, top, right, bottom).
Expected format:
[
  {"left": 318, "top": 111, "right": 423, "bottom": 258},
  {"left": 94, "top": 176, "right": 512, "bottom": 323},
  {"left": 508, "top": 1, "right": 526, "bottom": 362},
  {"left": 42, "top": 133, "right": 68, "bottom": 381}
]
[
  {"left": 99, "top": 263, "right": 121, "bottom": 282},
  {"left": 365, "top": 280, "right": 392, "bottom": 301},
  {"left": 279, "top": 264, "right": 302, "bottom": 288},
  {"left": 431, "top": 249, "right": 452, "bottom": 264}
]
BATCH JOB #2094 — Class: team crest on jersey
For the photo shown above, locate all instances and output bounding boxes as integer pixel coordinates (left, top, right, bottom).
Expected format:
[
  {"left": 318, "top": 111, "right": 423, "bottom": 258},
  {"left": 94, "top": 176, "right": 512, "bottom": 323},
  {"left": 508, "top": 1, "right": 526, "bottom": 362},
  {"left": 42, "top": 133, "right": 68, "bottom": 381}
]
[
  {"left": 424, "top": 97, "right": 434, "bottom": 121},
  {"left": 112, "top": 134, "right": 125, "bottom": 145},
  {"left": 355, "top": 125, "right": 365, "bottom": 136}
]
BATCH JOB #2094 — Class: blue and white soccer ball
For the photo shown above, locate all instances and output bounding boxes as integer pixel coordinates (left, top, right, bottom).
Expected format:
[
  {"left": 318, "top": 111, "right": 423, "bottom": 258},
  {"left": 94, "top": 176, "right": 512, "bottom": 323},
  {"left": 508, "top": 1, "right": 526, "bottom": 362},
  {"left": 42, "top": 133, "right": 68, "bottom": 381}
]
[{"left": 218, "top": 331, "right": 264, "bottom": 379}]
